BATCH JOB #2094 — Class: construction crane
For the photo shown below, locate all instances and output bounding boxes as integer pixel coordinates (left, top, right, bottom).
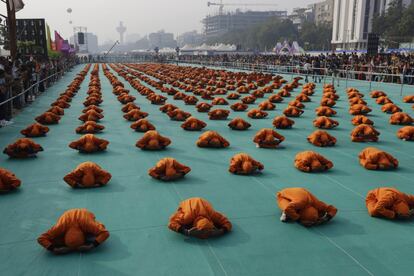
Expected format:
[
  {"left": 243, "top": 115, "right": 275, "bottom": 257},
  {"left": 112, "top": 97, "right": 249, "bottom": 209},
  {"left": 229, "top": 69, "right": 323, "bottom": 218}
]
[{"left": 207, "top": 1, "right": 278, "bottom": 15}]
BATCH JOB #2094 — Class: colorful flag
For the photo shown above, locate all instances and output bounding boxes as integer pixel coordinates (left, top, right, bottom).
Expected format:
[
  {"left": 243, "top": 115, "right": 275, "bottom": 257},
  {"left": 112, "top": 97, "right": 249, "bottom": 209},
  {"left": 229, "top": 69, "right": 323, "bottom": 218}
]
[
  {"left": 46, "top": 24, "right": 52, "bottom": 52},
  {"left": 54, "top": 31, "right": 64, "bottom": 52}
]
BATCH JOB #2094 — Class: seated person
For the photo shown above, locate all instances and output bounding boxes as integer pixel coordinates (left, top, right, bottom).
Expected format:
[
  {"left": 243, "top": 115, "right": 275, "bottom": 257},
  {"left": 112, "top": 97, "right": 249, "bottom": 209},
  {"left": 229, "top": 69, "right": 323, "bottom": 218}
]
[
  {"left": 294, "top": 151, "right": 333, "bottom": 172},
  {"left": 136, "top": 130, "right": 171, "bottom": 150},
  {"left": 208, "top": 109, "right": 230, "bottom": 120},
  {"left": 403, "top": 95, "right": 414, "bottom": 103},
  {"left": 253, "top": 129, "right": 285, "bottom": 148},
  {"left": 381, "top": 103, "right": 402, "bottom": 114},
  {"left": 227, "top": 93, "right": 240, "bottom": 100},
  {"left": 212, "top": 98, "right": 228, "bottom": 105},
  {"left": 366, "top": 187, "right": 414, "bottom": 219},
  {"left": 121, "top": 103, "right": 140, "bottom": 114},
  {"left": 229, "top": 153, "right": 264, "bottom": 175},
  {"left": 349, "top": 97, "right": 367, "bottom": 105},
  {"left": 389, "top": 112, "right": 413, "bottom": 125},
  {"left": 288, "top": 100, "right": 305, "bottom": 109},
  {"left": 196, "top": 131, "right": 230, "bottom": 148},
  {"left": 376, "top": 96, "right": 393, "bottom": 105},
  {"left": 352, "top": 115, "right": 374, "bottom": 126},
  {"left": 118, "top": 94, "right": 136, "bottom": 104},
  {"left": 397, "top": 126, "right": 414, "bottom": 141},
  {"left": 196, "top": 102, "right": 213, "bottom": 113},
  {"left": 168, "top": 197, "right": 231, "bottom": 239},
  {"left": 79, "top": 110, "right": 104, "bottom": 122},
  {"left": 148, "top": 94, "right": 167, "bottom": 105},
  {"left": 37, "top": 208, "right": 109, "bottom": 255},
  {"left": 228, "top": 118, "right": 251, "bottom": 130},
  {"left": 349, "top": 104, "right": 372, "bottom": 115},
  {"left": 167, "top": 109, "right": 191, "bottom": 121},
  {"left": 315, "top": 106, "right": 336, "bottom": 117},
  {"left": 21, "top": 123, "right": 49, "bottom": 137},
  {"left": 35, "top": 112, "right": 61, "bottom": 125},
  {"left": 320, "top": 98, "right": 336, "bottom": 107},
  {"left": 76, "top": 121, "right": 105, "bottom": 134},
  {"left": 296, "top": 94, "right": 311, "bottom": 102},
  {"left": 241, "top": 95, "right": 256, "bottom": 104},
  {"left": 277, "top": 188, "right": 337, "bottom": 227},
  {"left": 258, "top": 100, "right": 275, "bottom": 110},
  {"left": 148, "top": 158, "right": 191, "bottom": 181},
  {"left": 273, "top": 116, "right": 295, "bottom": 129},
  {"left": 247, "top": 108, "right": 268, "bottom": 119},
  {"left": 307, "top": 130, "right": 337, "bottom": 147},
  {"left": 83, "top": 105, "right": 103, "bottom": 114},
  {"left": 283, "top": 106, "right": 304, "bottom": 117},
  {"left": 64, "top": 162, "right": 111, "bottom": 188},
  {"left": 83, "top": 97, "right": 102, "bottom": 106},
  {"left": 3, "top": 138, "right": 43, "bottom": 158},
  {"left": 268, "top": 94, "right": 284, "bottom": 103},
  {"left": 159, "top": 103, "right": 177, "bottom": 113},
  {"left": 0, "top": 168, "right": 21, "bottom": 192},
  {"left": 123, "top": 109, "right": 149, "bottom": 121},
  {"left": 181, "top": 117, "right": 207, "bottom": 131},
  {"left": 47, "top": 106, "right": 65, "bottom": 116},
  {"left": 370, "top": 90, "right": 387, "bottom": 98},
  {"left": 351, "top": 124, "right": 380, "bottom": 142},
  {"left": 130, "top": 119, "right": 156, "bottom": 132},
  {"left": 313, "top": 116, "right": 339, "bottom": 129},
  {"left": 69, "top": 134, "right": 109, "bottom": 153},
  {"left": 230, "top": 102, "right": 248, "bottom": 112},
  {"left": 359, "top": 147, "right": 398, "bottom": 170},
  {"left": 51, "top": 100, "right": 70, "bottom": 109}
]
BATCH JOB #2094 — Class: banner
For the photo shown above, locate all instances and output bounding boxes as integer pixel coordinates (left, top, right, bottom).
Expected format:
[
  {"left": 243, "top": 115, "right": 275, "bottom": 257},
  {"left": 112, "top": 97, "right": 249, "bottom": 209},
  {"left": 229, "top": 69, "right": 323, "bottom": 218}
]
[
  {"left": 46, "top": 24, "right": 52, "bottom": 52},
  {"left": 54, "top": 31, "right": 64, "bottom": 52}
]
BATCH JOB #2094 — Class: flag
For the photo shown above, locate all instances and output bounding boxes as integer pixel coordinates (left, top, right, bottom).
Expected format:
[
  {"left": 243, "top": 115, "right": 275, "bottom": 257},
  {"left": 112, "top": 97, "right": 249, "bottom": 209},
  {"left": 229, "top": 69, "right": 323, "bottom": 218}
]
[
  {"left": 9, "top": 0, "right": 25, "bottom": 12},
  {"left": 54, "top": 31, "right": 64, "bottom": 52},
  {"left": 46, "top": 24, "right": 53, "bottom": 52}
]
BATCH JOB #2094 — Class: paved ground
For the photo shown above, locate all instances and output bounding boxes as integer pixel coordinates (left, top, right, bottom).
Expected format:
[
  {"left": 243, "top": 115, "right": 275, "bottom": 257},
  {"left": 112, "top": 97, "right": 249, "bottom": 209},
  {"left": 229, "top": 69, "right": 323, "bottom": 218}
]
[{"left": 0, "top": 64, "right": 413, "bottom": 276}]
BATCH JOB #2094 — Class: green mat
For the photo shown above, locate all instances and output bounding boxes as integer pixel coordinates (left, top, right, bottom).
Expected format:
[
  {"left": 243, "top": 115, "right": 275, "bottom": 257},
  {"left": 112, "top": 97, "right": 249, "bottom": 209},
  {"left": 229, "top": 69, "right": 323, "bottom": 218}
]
[{"left": 0, "top": 64, "right": 413, "bottom": 276}]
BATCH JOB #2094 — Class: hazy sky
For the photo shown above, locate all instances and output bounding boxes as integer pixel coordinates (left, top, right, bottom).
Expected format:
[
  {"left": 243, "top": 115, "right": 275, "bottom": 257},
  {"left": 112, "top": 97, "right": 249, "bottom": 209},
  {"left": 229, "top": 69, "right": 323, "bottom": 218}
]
[{"left": 4, "top": 0, "right": 315, "bottom": 44}]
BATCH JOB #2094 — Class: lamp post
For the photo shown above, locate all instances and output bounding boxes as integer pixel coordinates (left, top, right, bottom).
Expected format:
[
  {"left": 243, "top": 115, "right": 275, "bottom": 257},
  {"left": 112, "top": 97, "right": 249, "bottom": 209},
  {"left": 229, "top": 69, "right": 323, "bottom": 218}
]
[{"left": 6, "top": 0, "right": 17, "bottom": 60}]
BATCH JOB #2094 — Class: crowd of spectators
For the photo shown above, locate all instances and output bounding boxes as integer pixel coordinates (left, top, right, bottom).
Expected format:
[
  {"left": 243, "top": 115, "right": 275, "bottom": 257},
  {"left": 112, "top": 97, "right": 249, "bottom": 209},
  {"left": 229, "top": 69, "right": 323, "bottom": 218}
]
[
  {"left": 178, "top": 52, "right": 414, "bottom": 84},
  {"left": 0, "top": 54, "right": 77, "bottom": 127}
]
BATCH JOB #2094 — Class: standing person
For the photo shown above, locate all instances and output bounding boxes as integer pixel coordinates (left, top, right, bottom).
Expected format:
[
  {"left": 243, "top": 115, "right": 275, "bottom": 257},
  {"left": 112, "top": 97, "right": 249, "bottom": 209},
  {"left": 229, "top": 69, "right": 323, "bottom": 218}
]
[{"left": 0, "top": 64, "right": 12, "bottom": 126}]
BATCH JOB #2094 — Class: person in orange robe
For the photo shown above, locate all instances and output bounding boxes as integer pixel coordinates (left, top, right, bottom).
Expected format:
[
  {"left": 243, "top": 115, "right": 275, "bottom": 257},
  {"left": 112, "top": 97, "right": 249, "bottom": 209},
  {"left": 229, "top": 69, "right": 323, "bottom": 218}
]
[
  {"left": 366, "top": 187, "right": 414, "bottom": 219},
  {"left": 273, "top": 116, "right": 295, "bottom": 129},
  {"left": 136, "top": 130, "right": 171, "bottom": 150},
  {"left": 277, "top": 188, "right": 337, "bottom": 227},
  {"left": 403, "top": 95, "right": 414, "bottom": 103},
  {"left": 230, "top": 102, "right": 249, "bottom": 112},
  {"left": 389, "top": 112, "right": 413, "bottom": 125},
  {"left": 69, "top": 134, "right": 109, "bottom": 153},
  {"left": 3, "top": 138, "right": 43, "bottom": 158},
  {"left": 247, "top": 108, "right": 268, "bottom": 119},
  {"left": 167, "top": 109, "right": 192, "bottom": 121},
  {"left": 64, "top": 162, "right": 111, "bottom": 188},
  {"left": 381, "top": 103, "right": 402, "bottom": 114},
  {"left": 229, "top": 153, "right": 264, "bottom": 175},
  {"left": 313, "top": 116, "right": 339, "bottom": 129},
  {"left": 83, "top": 105, "right": 103, "bottom": 114},
  {"left": 47, "top": 106, "right": 65, "bottom": 116},
  {"left": 253, "top": 129, "right": 285, "bottom": 148},
  {"left": 130, "top": 119, "right": 156, "bottom": 132},
  {"left": 35, "top": 112, "right": 61, "bottom": 125},
  {"left": 196, "top": 102, "right": 213, "bottom": 112},
  {"left": 258, "top": 100, "right": 276, "bottom": 110},
  {"left": 358, "top": 147, "right": 398, "bottom": 170},
  {"left": 168, "top": 197, "right": 232, "bottom": 239},
  {"left": 351, "top": 115, "right": 374, "bottom": 126},
  {"left": 307, "top": 130, "right": 337, "bottom": 147},
  {"left": 283, "top": 106, "right": 304, "bottom": 117},
  {"left": 397, "top": 126, "right": 414, "bottom": 141},
  {"left": 37, "top": 209, "right": 109, "bottom": 254},
  {"left": 208, "top": 109, "right": 230, "bottom": 120},
  {"left": 123, "top": 109, "right": 149, "bottom": 121},
  {"left": 351, "top": 124, "right": 380, "bottom": 142},
  {"left": 0, "top": 168, "right": 21, "bottom": 192},
  {"left": 315, "top": 106, "right": 336, "bottom": 117},
  {"left": 196, "top": 131, "right": 230, "bottom": 148},
  {"left": 21, "top": 123, "right": 50, "bottom": 137},
  {"left": 181, "top": 117, "right": 207, "bottom": 131},
  {"left": 349, "top": 104, "right": 372, "bottom": 115},
  {"left": 76, "top": 121, "right": 105, "bottom": 134},
  {"left": 228, "top": 118, "right": 251, "bottom": 130},
  {"left": 294, "top": 151, "right": 333, "bottom": 172},
  {"left": 148, "top": 157, "right": 191, "bottom": 181},
  {"left": 79, "top": 110, "right": 104, "bottom": 122}
]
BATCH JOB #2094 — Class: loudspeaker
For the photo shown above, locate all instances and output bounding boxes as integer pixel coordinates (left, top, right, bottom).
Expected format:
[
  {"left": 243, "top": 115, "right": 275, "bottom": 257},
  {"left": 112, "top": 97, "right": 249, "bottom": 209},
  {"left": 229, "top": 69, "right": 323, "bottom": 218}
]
[
  {"left": 78, "top": 32, "right": 85, "bottom": 45},
  {"left": 367, "top": 33, "right": 379, "bottom": 56}
]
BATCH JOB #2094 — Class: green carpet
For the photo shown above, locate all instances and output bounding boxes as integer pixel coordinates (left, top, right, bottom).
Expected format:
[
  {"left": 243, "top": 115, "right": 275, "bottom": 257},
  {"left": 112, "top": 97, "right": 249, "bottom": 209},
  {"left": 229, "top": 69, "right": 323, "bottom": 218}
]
[{"left": 0, "top": 64, "right": 413, "bottom": 276}]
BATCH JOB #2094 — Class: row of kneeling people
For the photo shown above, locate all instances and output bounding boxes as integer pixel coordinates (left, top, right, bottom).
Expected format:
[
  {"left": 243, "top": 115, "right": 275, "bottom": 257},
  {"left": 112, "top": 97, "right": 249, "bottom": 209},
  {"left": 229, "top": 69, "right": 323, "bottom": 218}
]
[{"left": 34, "top": 187, "right": 414, "bottom": 255}]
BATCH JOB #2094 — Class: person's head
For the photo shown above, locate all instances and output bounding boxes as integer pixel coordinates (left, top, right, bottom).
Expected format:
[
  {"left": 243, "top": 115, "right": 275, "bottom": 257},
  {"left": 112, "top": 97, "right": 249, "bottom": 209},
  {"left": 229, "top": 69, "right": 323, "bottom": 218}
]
[
  {"left": 194, "top": 216, "right": 215, "bottom": 233},
  {"left": 64, "top": 226, "right": 85, "bottom": 249}
]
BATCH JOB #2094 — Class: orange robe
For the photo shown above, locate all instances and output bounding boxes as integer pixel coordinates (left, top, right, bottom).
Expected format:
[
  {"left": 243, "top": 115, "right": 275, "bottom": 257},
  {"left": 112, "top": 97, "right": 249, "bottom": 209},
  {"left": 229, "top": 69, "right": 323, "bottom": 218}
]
[
  {"left": 273, "top": 116, "right": 295, "bottom": 129},
  {"left": 389, "top": 112, "right": 413, "bottom": 125},
  {"left": 130, "top": 119, "right": 156, "bottom": 132},
  {"left": 123, "top": 109, "right": 149, "bottom": 121},
  {"left": 0, "top": 168, "right": 21, "bottom": 192},
  {"left": 351, "top": 124, "right": 380, "bottom": 142},
  {"left": 69, "top": 134, "right": 109, "bottom": 153},
  {"left": 359, "top": 147, "right": 398, "bottom": 170},
  {"left": 35, "top": 112, "right": 61, "bottom": 125},
  {"left": 181, "top": 117, "right": 207, "bottom": 131},
  {"left": 253, "top": 129, "right": 285, "bottom": 148},
  {"left": 168, "top": 197, "right": 232, "bottom": 237},
  {"left": 64, "top": 162, "right": 111, "bottom": 188},
  {"left": 208, "top": 109, "right": 230, "bottom": 120},
  {"left": 37, "top": 209, "right": 109, "bottom": 250},
  {"left": 196, "top": 103, "right": 213, "bottom": 112},
  {"left": 148, "top": 158, "right": 191, "bottom": 181},
  {"left": 307, "top": 130, "right": 337, "bottom": 147},
  {"left": 136, "top": 130, "right": 171, "bottom": 150},
  {"left": 76, "top": 121, "right": 105, "bottom": 134},
  {"left": 228, "top": 118, "right": 251, "bottom": 130},
  {"left": 313, "top": 116, "right": 339, "bottom": 129},
  {"left": 167, "top": 109, "right": 191, "bottom": 121},
  {"left": 397, "top": 126, "right": 414, "bottom": 141},
  {"left": 196, "top": 131, "right": 230, "bottom": 148},
  {"left": 229, "top": 153, "right": 264, "bottom": 175},
  {"left": 3, "top": 138, "right": 43, "bottom": 158},
  {"left": 283, "top": 106, "right": 304, "bottom": 117},
  {"left": 230, "top": 102, "right": 248, "bottom": 112},
  {"left": 349, "top": 104, "right": 372, "bottom": 115},
  {"left": 21, "top": 123, "right": 49, "bottom": 137},
  {"left": 294, "top": 151, "right": 333, "bottom": 172},
  {"left": 351, "top": 115, "right": 374, "bottom": 126},
  {"left": 315, "top": 106, "right": 336, "bottom": 117},
  {"left": 79, "top": 110, "right": 104, "bottom": 122},
  {"left": 277, "top": 188, "right": 337, "bottom": 226},
  {"left": 247, "top": 108, "right": 268, "bottom": 119},
  {"left": 366, "top": 187, "right": 414, "bottom": 219}
]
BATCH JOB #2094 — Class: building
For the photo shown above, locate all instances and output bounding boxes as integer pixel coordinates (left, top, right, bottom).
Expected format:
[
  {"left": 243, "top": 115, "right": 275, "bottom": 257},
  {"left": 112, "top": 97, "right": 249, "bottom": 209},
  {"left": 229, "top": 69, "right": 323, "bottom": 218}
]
[
  {"left": 16, "top": 18, "right": 48, "bottom": 57},
  {"left": 148, "top": 30, "right": 177, "bottom": 49},
  {"left": 203, "top": 10, "right": 287, "bottom": 38},
  {"left": 177, "top": 31, "right": 204, "bottom": 47},
  {"left": 126, "top": 33, "right": 141, "bottom": 44},
  {"left": 313, "top": 0, "right": 334, "bottom": 25},
  {"left": 288, "top": 7, "right": 315, "bottom": 30},
  {"left": 331, "top": 0, "right": 413, "bottom": 50},
  {"left": 70, "top": 32, "right": 98, "bottom": 54}
]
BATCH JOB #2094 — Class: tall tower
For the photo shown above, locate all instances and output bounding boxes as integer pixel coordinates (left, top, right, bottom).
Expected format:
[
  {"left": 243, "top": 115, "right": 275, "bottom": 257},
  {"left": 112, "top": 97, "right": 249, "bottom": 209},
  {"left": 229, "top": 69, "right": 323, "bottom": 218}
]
[{"left": 116, "top": 21, "right": 127, "bottom": 44}]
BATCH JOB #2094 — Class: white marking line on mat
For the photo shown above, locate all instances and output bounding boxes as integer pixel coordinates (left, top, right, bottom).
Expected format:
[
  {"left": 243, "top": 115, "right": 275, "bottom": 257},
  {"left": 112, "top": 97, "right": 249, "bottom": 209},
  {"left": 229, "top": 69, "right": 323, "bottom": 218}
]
[{"left": 313, "top": 229, "right": 375, "bottom": 276}]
